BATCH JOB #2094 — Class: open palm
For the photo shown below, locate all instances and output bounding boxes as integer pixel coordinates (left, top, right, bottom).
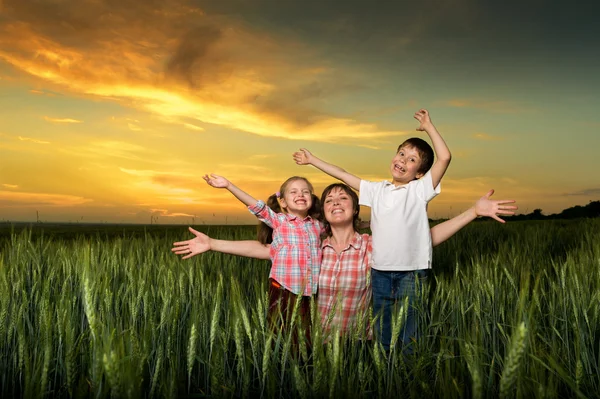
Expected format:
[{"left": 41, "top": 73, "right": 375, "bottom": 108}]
[
  {"left": 172, "top": 227, "right": 210, "bottom": 259},
  {"left": 475, "top": 189, "right": 518, "bottom": 223},
  {"left": 203, "top": 173, "right": 230, "bottom": 189},
  {"left": 414, "top": 109, "right": 432, "bottom": 131},
  {"left": 293, "top": 148, "right": 312, "bottom": 165}
]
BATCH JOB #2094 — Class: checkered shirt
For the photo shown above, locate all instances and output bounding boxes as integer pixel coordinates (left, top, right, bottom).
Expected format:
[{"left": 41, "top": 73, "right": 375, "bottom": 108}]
[
  {"left": 248, "top": 200, "right": 323, "bottom": 296},
  {"left": 318, "top": 233, "right": 372, "bottom": 338}
]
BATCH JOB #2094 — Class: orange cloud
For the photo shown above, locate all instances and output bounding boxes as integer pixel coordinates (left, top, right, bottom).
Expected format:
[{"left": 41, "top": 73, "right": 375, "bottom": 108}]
[
  {"left": 2, "top": 184, "right": 18, "bottom": 189},
  {"left": 0, "top": 0, "right": 398, "bottom": 146},
  {"left": 72, "top": 141, "right": 151, "bottom": 161},
  {"left": 150, "top": 208, "right": 196, "bottom": 218},
  {"left": 0, "top": 191, "right": 91, "bottom": 206}
]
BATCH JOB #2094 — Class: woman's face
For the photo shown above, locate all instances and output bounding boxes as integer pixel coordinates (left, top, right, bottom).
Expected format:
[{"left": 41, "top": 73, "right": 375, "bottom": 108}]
[{"left": 323, "top": 186, "right": 355, "bottom": 226}]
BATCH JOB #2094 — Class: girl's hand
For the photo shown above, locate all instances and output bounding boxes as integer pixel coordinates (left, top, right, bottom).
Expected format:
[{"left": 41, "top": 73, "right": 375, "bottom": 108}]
[
  {"left": 475, "top": 189, "right": 518, "bottom": 223},
  {"left": 293, "top": 148, "right": 313, "bottom": 165},
  {"left": 172, "top": 227, "right": 211, "bottom": 259},
  {"left": 414, "top": 109, "right": 433, "bottom": 131},
  {"left": 203, "top": 173, "right": 230, "bottom": 189}
]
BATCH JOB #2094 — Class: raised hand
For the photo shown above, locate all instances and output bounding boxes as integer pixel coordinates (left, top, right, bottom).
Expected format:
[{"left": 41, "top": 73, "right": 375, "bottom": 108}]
[
  {"left": 475, "top": 189, "right": 518, "bottom": 223},
  {"left": 172, "top": 227, "right": 211, "bottom": 259},
  {"left": 292, "top": 148, "right": 313, "bottom": 165},
  {"left": 414, "top": 109, "right": 433, "bottom": 131},
  {"left": 203, "top": 173, "right": 230, "bottom": 189}
]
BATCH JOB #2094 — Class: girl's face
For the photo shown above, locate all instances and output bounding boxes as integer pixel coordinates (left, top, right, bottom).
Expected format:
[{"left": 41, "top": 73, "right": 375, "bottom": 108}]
[
  {"left": 279, "top": 179, "right": 313, "bottom": 218},
  {"left": 323, "top": 186, "right": 355, "bottom": 226}
]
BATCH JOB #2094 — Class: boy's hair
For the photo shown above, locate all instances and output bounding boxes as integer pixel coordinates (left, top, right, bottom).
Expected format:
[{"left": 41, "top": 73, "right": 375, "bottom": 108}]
[
  {"left": 257, "top": 176, "right": 321, "bottom": 244},
  {"left": 397, "top": 138, "right": 434, "bottom": 175},
  {"left": 320, "top": 183, "right": 360, "bottom": 240}
]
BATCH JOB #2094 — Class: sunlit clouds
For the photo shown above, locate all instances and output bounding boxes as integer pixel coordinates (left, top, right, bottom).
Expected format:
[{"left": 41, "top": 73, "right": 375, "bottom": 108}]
[
  {"left": 0, "top": 0, "right": 398, "bottom": 144},
  {"left": 0, "top": 0, "right": 599, "bottom": 223}
]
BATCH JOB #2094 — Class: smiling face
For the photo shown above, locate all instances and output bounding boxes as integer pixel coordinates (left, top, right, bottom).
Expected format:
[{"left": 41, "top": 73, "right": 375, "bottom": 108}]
[
  {"left": 323, "top": 187, "right": 355, "bottom": 225},
  {"left": 389, "top": 145, "right": 425, "bottom": 185},
  {"left": 279, "top": 178, "right": 314, "bottom": 218},
  {"left": 321, "top": 184, "right": 360, "bottom": 235}
]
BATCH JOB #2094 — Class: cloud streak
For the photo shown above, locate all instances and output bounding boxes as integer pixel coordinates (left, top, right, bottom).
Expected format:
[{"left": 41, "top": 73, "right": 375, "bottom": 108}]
[
  {"left": 44, "top": 116, "right": 82, "bottom": 123},
  {"left": 564, "top": 188, "right": 600, "bottom": 196},
  {"left": 18, "top": 136, "right": 50, "bottom": 144},
  {"left": 0, "top": 190, "right": 91, "bottom": 206},
  {"left": 444, "top": 99, "right": 536, "bottom": 114},
  {"left": 473, "top": 133, "right": 504, "bottom": 141}
]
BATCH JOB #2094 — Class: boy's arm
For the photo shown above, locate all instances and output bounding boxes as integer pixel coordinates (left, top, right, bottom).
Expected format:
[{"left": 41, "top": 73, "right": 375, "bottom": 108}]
[
  {"left": 430, "top": 189, "right": 517, "bottom": 247},
  {"left": 203, "top": 173, "right": 257, "bottom": 207},
  {"left": 293, "top": 148, "right": 361, "bottom": 191},
  {"left": 414, "top": 109, "right": 451, "bottom": 188},
  {"left": 172, "top": 227, "right": 271, "bottom": 260}
]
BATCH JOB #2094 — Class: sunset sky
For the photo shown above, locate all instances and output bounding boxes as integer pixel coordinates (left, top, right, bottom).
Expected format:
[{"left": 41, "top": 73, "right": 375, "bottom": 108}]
[{"left": 1, "top": 0, "right": 599, "bottom": 224}]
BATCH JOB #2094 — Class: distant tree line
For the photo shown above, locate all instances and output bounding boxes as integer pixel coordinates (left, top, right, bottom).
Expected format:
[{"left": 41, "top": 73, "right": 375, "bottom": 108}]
[{"left": 504, "top": 200, "right": 600, "bottom": 221}]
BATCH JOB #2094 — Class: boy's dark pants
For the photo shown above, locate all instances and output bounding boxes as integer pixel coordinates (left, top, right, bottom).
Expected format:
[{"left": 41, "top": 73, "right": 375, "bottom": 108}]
[{"left": 371, "top": 268, "right": 428, "bottom": 354}]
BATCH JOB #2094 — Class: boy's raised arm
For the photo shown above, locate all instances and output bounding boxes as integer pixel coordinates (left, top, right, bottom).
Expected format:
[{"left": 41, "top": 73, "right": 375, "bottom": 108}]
[
  {"left": 414, "top": 109, "right": 451, "bottom": 188},
  {"left": 293, "top": 148, "right": 361, "bottom": 191},
  {"left": 430, "top": 189, "right": 517, "bottom": 247},
  {"left": 203, "top": 173, "right": 257, "bottom": 207},
  {"left": 172, "top": 227, "right": 271, "bottom": 260}
]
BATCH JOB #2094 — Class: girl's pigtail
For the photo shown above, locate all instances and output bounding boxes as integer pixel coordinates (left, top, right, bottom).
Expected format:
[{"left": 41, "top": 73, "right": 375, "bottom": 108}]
[
  {"left": 257, "top": 194, "right": 281, "bottom": 244},
  {"left": 308, "top": 193, "right": 322, "bottom": 221}
]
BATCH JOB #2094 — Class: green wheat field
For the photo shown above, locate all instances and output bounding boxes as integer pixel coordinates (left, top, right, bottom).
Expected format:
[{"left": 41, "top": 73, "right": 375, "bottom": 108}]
[{"left": 0, "top": 219, "right": 599, "bottom": 398}]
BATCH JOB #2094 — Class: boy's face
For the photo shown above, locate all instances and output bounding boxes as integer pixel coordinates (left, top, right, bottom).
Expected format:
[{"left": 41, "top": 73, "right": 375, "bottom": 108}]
[{"left": 389, "top": 145, "right": 424, "bottom": 184}]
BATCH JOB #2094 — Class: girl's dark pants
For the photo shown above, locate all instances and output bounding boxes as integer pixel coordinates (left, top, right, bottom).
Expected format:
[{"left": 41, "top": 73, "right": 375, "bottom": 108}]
[{"left": 267, "top": 278, "right": 312, "bottom": 350}]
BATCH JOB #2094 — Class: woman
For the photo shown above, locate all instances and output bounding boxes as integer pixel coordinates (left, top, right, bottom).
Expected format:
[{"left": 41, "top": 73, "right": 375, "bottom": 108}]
[{"left": 172, "top": 184, "right": 516, "bottom": 337}]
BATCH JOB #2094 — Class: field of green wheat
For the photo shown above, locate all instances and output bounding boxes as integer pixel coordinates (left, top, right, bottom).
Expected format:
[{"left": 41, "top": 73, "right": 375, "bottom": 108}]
[{"left": 0, "top": 219, "right": 599, "bottom": 398}]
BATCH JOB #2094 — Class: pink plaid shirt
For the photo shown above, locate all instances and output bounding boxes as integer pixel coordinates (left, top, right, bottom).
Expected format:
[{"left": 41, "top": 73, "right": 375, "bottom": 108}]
[
  {"left": 248, "top": 200, "right": 323, "bottom": 296},
  {"left": 318, "top": 233, "right": 372, "bottom": 338}
]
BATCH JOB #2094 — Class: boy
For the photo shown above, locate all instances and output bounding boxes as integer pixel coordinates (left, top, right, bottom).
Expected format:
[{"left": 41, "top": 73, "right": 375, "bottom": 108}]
[{"left": 293, "top": 109, "right": 451, "bottom": 353}]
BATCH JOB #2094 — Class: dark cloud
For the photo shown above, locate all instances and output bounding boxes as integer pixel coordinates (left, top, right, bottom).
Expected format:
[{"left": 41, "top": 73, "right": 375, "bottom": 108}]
[
  {"left": 193, "top": 0, "right": 600, "bottom": 67},
  {"left": 249, "top": 79, "right": 366, "bottom": 128},
  {"left": 165, "top": 25, "right": 223, "bottom": 86},
  {"left": 152, "top": 174, "right": 198, "bottom": 189}
]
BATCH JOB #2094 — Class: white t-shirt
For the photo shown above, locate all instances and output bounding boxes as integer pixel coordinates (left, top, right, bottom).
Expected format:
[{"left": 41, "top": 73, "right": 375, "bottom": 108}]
[{"left": 359, "top": 171, "right": 440, "bottom": 271}]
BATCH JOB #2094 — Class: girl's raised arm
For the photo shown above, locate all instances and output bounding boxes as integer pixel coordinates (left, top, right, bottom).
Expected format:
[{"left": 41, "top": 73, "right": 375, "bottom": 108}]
[
  {"left": 203, "top": 173, "right": 257, "bottom": 207},
  {"left": 172, "top": 227, "right": 270, "bottom": 260}
]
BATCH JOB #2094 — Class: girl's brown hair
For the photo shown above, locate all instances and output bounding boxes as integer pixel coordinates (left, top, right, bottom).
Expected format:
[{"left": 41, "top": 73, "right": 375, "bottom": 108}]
[{"left": 257, "top": 176, "right": 321, "bottom": 244}]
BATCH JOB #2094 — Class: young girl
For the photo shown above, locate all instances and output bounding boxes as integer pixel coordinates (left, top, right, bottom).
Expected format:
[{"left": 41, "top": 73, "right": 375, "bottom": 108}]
[{"left": 202, "top": 173, "right": 322, "bottom": 334}]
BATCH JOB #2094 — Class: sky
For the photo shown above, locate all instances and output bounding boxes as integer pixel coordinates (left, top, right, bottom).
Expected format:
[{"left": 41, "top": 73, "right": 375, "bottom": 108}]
[{"left": 1, "top": 0, "right": 599, "bottom": 224}]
